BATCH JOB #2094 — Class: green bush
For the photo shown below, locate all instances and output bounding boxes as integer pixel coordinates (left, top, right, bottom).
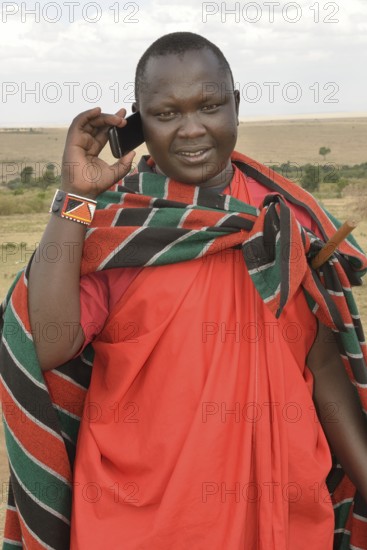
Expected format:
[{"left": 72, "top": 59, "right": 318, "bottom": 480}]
[
  {"left": 322, "top": 164, "right": 340, "bottom": 183},
  {"left": 7, "top": 178, "right": 22, "bottom": 190},
  {"left": 336, "top": 178, "right": 349, "bottom": 198},
  {"left": 301, "top": 164, "right": 320, "bottom": 192}
]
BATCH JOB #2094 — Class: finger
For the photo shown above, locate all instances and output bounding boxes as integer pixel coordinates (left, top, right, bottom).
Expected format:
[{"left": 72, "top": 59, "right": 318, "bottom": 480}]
[
  {"left": 82, "top": 120, "right": 128, "bottom": 156},
  {"left": 115, "top": 107, "right": 127, "bottom": 116},
  {"left": 91, "top": 109, "right": 130, "bottom": 149},
  {"left": 89, "top": 130, "right": 110, "bottom": 155},
  {"left": 76, "top": 115, "right": 122, "bottom": 151},
  {"left": 95, "top": 108, "right": 130, "bottom": 129},
  {"left": 66, "top": 108, "right": 100, "bottom": 146},
  {"left": 66, "top": 108, "right": 130, "bottom": 156},
  {"left": 110, "top": 150, "right": 136, "bottom": 182},
  {"left": 114, "top": 108, "right": 129, "bottom": 125},
  {"left": 72, "top": 108, "right": 126, "bottom": 134},
  {"left": 87, "top": 111, "right": 129, "bottom": 130},
  {"left": 90, "top": 117, "right": 126, "bottom": 152},
  {"left": 73, "top": 107, "right": 102, "bottom": 129}
]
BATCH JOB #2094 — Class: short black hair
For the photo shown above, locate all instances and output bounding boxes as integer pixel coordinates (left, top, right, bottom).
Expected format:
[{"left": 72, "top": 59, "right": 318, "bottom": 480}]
[{"left": 134, "top": 32, "right": 234, "bottom": 102}]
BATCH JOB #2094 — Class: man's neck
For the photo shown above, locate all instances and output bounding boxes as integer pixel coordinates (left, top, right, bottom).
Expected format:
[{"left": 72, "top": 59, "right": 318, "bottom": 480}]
[{"left": 153, "top": 159, "right": 234, "bottom": 190}]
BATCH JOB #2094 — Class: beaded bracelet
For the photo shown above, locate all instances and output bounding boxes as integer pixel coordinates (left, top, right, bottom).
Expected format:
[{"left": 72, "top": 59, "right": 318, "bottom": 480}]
[{"left": 49, "top": 189, "right": 97, "bottom": 226}]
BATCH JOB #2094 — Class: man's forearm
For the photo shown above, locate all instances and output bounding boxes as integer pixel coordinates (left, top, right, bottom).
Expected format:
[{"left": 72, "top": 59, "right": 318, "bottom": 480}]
[
  {"left": 314, "top": 362, "right": 367, "bottom": 500},
  {"left": 28, "top": 215, "right": 86, "bottom": 370},
  {"left": 308, "top": 323, "right": 367, "bottom": 502}
]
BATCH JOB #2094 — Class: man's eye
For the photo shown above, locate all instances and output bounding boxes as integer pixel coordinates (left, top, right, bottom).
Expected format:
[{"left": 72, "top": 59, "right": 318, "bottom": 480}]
[
  {"left": 156, "top": 112, "right": 176, "bottom": 119},
  {"left": 201, "top": 104, "right": 220, "bottom": 112}
]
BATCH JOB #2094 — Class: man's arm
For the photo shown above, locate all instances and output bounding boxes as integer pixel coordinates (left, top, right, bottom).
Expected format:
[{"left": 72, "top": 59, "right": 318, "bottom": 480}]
[
  {"left": 307, "top": 321, "right": 367, "bottom": 502},
  {"left": 28, "top": 107, "right": 136, "bottom": 371}
]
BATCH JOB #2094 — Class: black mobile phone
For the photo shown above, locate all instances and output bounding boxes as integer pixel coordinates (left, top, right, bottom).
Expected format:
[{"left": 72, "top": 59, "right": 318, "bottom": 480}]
[{"left": 108, "top": 111, "right": 145, "bottom": 158}]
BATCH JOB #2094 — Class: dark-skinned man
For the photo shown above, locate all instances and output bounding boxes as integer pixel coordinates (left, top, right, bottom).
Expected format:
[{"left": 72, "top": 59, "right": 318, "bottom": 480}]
[{"left": 2, "top": 32, "right": 367, "bottom": 550}]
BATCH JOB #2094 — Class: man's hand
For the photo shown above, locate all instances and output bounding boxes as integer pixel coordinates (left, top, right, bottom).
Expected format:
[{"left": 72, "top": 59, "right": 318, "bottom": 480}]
[
  {"left": 61, "top": 106, "right": 136, "bottom": 198},
  {"left": 307, "top": 321, "right": 367, "bottom": 502}
]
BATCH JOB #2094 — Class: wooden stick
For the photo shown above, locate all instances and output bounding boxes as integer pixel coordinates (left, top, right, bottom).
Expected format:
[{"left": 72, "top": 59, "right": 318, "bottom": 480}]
[{"left": 311, "top": 219, "right": 358, "bottom": 269}]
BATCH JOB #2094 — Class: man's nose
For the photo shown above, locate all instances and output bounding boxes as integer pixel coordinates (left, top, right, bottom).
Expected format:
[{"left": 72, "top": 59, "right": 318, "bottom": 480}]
[{"left": 176, "top": 114, "right": 206, "bottom": 138}]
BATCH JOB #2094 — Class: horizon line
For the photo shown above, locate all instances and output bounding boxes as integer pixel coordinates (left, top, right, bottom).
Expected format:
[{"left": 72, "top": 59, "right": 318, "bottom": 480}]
[{"left": 1, "top": 111, "right": 367, "bottom": 129}]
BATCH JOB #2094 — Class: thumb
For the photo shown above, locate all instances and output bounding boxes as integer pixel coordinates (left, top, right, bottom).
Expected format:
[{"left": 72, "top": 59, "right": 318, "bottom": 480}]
[{"left": 111, "top": 150, "right": 137, "bottom": 182}]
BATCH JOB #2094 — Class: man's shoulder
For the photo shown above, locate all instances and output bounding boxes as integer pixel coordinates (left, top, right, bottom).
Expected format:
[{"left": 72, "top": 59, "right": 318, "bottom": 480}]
[{"left": 236, "top": 164, "right": 319, "bottom": 233}]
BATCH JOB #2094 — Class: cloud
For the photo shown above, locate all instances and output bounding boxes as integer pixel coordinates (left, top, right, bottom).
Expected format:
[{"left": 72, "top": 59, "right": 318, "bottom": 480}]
[{"left": 0, "top": 0, "right": 365, "bottom": 123}]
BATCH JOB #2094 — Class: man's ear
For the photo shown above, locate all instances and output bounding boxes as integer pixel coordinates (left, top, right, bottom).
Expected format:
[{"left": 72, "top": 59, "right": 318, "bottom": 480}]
[
  {"left": 234, "top": 90, "right": 240, "bottom": 125},
  {"left": 132, "top": 102, "right": 138, "bottom": 113}
]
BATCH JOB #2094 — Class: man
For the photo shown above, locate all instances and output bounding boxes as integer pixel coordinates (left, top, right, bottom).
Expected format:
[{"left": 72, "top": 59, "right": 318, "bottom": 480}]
[{"left": 1, "top": 32, "right": 367, "bottom": 549}]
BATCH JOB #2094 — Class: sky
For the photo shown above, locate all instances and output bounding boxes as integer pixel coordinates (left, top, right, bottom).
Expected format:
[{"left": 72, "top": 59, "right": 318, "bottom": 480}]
[{"left": 0, "top": 0, "right": 366, "bottom": 126}]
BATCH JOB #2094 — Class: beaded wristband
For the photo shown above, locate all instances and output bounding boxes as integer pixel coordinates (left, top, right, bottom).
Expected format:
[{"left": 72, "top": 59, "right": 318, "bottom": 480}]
[{"left": 49, "top": 189, "right": 97, "bottom": 226}]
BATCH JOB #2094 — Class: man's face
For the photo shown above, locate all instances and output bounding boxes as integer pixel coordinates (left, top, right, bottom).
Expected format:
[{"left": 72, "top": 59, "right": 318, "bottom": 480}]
[{"left": 135, "top": 49, "right": 240, "bottom": 186}]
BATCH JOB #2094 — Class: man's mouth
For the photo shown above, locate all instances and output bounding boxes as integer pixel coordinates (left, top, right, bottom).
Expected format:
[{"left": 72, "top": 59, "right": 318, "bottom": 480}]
[
  {"left": 177, "top": 149, "right": 208, "bottom": 157},
  {"left": 175, "top": 147, "right": 212, "bottom": 163}
]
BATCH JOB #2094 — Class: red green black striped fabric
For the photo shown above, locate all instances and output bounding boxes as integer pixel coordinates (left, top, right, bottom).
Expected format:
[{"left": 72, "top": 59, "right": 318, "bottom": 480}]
[{"left": 0, "top": 150, "right": 367, "bottom": 549}]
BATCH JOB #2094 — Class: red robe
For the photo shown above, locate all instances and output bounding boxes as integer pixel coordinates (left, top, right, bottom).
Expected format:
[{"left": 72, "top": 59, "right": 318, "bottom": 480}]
[{"left": 70, "top": 165, "right": 334, "bottom": 549}]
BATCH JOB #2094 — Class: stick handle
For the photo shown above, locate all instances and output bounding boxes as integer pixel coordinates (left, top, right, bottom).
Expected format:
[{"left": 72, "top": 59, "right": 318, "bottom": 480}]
[{"left": 311, "top": 219, "right": 358, "bottom": 269}]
